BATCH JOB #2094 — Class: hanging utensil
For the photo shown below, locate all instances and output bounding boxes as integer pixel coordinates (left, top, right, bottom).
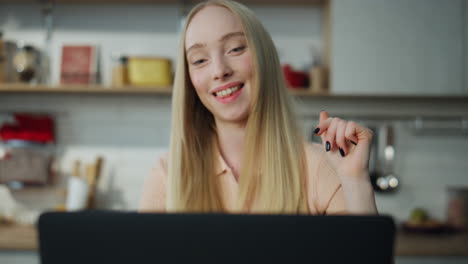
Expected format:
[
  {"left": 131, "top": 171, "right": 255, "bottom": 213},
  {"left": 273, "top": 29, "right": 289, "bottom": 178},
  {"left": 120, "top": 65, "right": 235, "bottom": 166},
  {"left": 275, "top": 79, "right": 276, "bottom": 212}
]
[
  {"left": 382, "top": 125, "right": 399, "bottom": 191},
  {"left": 370, "top": 124, "right": 399, "bottom": 192},
  {"left": 369, "top": 125, "right": 383, "bottom": 191}
]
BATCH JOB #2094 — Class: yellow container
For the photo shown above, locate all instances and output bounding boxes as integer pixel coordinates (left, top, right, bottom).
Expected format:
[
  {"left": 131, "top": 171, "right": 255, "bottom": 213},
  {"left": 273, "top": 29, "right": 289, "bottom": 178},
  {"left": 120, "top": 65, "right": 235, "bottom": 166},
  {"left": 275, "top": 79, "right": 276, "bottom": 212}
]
[{"left": 127, "top": 57, "right": 172, "bottom": 87}]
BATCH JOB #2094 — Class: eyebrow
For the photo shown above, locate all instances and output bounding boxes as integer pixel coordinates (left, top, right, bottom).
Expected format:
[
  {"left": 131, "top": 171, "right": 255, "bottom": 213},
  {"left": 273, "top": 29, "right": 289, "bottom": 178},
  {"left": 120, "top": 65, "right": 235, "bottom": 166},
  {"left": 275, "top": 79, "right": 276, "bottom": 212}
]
[{"left": 186, "top": 31, "right": 245, "bottom": 54}]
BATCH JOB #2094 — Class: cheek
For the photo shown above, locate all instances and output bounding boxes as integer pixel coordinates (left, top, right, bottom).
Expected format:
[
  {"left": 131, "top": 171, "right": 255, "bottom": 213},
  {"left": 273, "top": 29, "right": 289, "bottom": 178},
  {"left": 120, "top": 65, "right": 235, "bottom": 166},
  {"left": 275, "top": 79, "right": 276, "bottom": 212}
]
[
  {"left": 240, "top": 52, "right": 254, "bottom": 78},
  {"left": 189, "top": 70, "right": 207, "bottom": 93}
]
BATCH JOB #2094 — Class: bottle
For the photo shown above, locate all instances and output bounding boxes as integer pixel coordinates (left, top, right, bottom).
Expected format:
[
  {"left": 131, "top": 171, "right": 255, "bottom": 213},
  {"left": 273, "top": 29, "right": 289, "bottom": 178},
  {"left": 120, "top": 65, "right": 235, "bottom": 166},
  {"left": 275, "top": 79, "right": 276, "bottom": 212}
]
[
  {"left": 310, "top": 66, "right": 329, "bottom": 94},
  {"left": 111, "top": 54, "right": 128, "bottom": 87}
]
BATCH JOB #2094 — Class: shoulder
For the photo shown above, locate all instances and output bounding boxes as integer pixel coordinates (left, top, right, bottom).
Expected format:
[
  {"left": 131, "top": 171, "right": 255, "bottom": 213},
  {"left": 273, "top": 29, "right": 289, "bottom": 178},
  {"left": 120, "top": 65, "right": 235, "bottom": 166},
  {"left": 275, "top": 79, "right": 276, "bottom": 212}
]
[
  {"left": 147, "top": 152, "right": 169, "bottom": 184},
  {"left": 153, "top": 152, "right": 169, "bottom": 173},
  {"left": 138, "top": 152, "right": 169, "bottom": 212}
]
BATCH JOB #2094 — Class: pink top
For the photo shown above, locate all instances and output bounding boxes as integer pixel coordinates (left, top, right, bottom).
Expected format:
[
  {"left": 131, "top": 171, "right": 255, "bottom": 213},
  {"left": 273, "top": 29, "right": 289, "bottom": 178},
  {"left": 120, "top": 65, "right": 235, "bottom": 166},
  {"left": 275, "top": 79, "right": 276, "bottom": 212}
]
[{"left": 139, "top": 143, "right": 347, "bottom": 215}]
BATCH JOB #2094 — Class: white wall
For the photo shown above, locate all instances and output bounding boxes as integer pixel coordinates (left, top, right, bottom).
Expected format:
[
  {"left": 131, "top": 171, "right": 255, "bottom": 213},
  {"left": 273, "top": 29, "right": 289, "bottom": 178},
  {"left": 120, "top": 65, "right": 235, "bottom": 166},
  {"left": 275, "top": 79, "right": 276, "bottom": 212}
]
[{"left": 331, "top": 0, "right": 465, "bottom": 95}]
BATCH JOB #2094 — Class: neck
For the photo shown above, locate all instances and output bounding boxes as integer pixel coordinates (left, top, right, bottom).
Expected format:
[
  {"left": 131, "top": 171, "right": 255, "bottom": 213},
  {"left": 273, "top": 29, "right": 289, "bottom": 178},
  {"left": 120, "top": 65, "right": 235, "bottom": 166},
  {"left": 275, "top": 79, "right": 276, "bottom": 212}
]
[{"left": 215, "top": 118, "right": 246, "bottom": 179}]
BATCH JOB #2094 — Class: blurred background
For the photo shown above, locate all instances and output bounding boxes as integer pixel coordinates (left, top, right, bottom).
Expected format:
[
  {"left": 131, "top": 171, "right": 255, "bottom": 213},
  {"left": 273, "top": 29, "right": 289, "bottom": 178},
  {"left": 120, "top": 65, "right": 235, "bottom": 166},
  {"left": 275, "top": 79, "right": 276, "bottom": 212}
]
[{"left": 0, "top": 0, "right": 467, "bottom": 263}]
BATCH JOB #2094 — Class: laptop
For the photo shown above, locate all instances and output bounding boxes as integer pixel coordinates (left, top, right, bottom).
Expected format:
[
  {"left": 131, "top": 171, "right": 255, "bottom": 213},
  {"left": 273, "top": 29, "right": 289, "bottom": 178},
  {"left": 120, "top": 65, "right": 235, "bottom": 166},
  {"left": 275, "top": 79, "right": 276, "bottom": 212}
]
[{"left": 38, "top": 211, "right": 395, "bottom": 264}]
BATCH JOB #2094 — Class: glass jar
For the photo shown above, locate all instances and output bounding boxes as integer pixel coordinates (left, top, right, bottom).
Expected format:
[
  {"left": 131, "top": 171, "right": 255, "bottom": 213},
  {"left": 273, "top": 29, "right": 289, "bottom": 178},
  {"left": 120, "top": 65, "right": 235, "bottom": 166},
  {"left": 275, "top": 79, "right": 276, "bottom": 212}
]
[{"left": 13, "top": 43, "right": 40, "bottom": 83}]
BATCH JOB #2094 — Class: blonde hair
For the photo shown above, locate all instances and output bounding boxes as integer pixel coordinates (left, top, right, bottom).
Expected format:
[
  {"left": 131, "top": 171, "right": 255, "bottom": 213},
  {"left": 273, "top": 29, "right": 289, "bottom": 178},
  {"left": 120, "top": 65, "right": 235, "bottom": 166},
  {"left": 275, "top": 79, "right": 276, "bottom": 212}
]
[{"left": 168, "top": 0, "right": 308, "bottom": 214}]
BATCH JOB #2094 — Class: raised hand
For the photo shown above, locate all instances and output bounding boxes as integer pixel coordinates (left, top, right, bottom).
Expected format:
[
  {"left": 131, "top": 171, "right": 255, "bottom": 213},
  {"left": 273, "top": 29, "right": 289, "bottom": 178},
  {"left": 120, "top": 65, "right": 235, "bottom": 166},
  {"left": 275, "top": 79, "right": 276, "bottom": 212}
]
[{"left": 313, "top": 111, "right": 374, "bottom": 182}]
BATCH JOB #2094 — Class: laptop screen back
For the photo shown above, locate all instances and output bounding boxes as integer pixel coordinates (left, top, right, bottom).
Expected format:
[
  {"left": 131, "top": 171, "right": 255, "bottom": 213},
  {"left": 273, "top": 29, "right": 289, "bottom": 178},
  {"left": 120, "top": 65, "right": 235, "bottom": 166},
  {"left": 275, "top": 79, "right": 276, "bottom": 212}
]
[{"left": 38, "top": 211, "right": 395, "bottom": 264}]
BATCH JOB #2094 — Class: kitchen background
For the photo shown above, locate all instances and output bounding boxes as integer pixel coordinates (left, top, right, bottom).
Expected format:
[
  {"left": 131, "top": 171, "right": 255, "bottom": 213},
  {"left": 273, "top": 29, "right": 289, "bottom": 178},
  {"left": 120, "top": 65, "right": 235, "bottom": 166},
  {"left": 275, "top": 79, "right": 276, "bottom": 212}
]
[{"left": 1, "top": 0, "right": 468, "bottom": 263}]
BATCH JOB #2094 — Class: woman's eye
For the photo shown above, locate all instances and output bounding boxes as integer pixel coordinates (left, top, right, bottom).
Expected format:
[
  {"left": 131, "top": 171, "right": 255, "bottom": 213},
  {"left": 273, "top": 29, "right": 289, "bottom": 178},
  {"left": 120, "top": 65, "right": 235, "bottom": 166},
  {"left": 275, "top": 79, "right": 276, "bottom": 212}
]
[
  {"left": 230, "top": 46, "right": 246, "bottom": 53},
  {"left": 192, "top": 59, "right": 206, "bottom": 65}
]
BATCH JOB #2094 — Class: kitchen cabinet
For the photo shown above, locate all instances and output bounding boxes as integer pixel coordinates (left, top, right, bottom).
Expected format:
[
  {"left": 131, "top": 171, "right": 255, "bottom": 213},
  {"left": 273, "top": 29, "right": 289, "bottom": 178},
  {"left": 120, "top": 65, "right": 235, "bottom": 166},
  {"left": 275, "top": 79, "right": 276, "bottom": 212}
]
[{"left": 331, "top": 0, "right": 465, "bottom": 96}]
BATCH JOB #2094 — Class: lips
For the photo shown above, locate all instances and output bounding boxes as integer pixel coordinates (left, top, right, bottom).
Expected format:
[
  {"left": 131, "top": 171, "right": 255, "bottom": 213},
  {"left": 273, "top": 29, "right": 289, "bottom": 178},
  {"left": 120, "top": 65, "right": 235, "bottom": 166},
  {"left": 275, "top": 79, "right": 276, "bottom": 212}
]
[
  {"left": 211, "top": 82, "right": 244, "bottom": 95},
  {"left": 212, "top": 82, "right": 244, "bottom": 104},
  {"left": 213, "top": 84, "right": 244, "bottom": 98}
]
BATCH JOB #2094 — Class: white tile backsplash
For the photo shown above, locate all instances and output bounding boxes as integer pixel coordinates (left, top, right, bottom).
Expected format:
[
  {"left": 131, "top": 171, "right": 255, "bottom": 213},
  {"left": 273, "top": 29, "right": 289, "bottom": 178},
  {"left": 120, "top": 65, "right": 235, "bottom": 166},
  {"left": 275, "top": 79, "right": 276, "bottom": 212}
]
[{"left": 1, "top": 94, "right": 468, "bottom": 224}]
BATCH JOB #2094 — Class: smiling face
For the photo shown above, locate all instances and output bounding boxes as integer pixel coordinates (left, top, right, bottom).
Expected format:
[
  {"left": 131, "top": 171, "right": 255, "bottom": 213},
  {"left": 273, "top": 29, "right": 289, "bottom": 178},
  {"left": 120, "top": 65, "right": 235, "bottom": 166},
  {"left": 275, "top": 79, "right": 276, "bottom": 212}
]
[{"left": 185, "top": 5, "right": 254, "bottom": 124}]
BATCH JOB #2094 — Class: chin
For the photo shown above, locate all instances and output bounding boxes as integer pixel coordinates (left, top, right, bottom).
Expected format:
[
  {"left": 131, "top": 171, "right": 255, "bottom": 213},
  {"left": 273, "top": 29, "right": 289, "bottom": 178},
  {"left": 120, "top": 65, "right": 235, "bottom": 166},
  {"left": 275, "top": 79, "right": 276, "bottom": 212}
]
[{"left": 216, "top": 111, "right": 249, "bottom": 124}]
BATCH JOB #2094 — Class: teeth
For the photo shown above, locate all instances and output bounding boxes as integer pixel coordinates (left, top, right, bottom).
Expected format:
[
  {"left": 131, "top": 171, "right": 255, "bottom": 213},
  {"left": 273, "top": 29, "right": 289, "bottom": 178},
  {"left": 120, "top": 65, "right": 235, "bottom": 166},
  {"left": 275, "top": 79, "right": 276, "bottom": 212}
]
[{"left": 215, "top": 85, "right": 242, "bottom": 97}]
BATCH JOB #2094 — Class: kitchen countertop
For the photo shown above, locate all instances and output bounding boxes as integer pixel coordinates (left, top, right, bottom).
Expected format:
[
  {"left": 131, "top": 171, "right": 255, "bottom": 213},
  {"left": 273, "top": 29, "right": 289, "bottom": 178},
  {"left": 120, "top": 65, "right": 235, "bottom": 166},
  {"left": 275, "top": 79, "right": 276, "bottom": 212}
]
[
  {"left": 395, "top": 231, "right": 468, "bottom": 256},
  {"left": 0, "top": 224, "right": 37, "bottom": 250},
  {"left": 1, "top": 224, "right": 467, "bottom": 256}
]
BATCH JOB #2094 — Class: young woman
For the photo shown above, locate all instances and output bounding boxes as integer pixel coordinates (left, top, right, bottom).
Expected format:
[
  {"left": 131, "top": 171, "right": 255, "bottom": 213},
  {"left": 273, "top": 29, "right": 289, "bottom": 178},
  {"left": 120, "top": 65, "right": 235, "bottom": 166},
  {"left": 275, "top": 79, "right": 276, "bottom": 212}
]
[{"left": 140, "top": 0, "right": 378, "bottom": 215}]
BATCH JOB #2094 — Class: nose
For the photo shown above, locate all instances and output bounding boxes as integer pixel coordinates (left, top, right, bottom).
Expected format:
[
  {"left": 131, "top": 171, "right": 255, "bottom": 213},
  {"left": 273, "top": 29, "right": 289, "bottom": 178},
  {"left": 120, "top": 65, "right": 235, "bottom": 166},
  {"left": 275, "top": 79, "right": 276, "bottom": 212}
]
[{"left": 212, "top": 55, "right": 233, "bottom": 81}]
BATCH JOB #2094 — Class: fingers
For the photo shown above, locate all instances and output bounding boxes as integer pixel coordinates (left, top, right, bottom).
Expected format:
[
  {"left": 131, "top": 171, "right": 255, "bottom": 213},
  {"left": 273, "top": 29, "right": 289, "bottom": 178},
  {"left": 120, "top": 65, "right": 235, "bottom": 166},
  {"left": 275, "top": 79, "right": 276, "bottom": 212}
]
[
  {"left": 313, "top": 111, "right": 362, "bottom": 157},
  {"left": 314, "top": 111, "right": 332, "bottom": 135},
  {"left": 344, "top": 121, "right": 360, "bottom": 145},
  {"left": 335, "top": 119, "right": 347, "bottom": 156},
  {"left": 323, "top": 117, "right": 349, "bottom": 156},
  {"left": 319, "top": 111, "right": 330, "bottom": 123},
  {"left": 324, "top": 118, "right": 338, "bottom": 152},
  {"left": 314, "top": 111, "right": 331, "bottom": 135}
]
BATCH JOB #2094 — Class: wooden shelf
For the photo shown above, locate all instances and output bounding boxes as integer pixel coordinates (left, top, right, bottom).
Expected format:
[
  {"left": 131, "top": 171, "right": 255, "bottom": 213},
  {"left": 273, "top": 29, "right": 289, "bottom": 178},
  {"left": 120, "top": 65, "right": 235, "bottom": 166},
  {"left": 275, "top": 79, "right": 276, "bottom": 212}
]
[
  {"left": 0, "top": 84, "right": 172, "bottom": 95},
  {"left": 1, "top": 0, "right": 326, "bottom": 6},
  {"left": 1, "top": 84, "right": 468, "bottom": 101},
  {"left": 289, "top": 88, "right": 329, "bottom": 96},
  {"left": 0, "top": 83, "right": 327, "bottom": 96}
]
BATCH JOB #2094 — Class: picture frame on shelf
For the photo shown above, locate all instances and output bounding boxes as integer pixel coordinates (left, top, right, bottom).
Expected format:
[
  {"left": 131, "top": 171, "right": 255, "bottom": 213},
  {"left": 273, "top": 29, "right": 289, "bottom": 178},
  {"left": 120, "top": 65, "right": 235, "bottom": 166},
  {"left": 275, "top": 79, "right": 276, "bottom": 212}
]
[{"left": 60, "top": 45, "right": 98, "bottom": 85}]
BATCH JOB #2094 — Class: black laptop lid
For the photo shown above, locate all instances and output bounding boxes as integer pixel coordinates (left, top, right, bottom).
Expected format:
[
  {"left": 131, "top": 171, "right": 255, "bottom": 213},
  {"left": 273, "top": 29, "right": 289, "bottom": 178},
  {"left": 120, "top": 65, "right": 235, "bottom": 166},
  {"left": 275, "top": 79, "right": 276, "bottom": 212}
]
[{"left": 38, "top": 211, "right": 395, "bottom": 264}]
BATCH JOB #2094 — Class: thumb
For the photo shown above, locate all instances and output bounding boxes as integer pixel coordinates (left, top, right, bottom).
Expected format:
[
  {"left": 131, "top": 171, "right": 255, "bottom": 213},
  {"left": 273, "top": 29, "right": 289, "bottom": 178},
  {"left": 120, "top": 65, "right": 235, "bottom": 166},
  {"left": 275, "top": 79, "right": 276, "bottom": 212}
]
[{"left": 319, "top": 111, "right": 330, "bottom": 123}]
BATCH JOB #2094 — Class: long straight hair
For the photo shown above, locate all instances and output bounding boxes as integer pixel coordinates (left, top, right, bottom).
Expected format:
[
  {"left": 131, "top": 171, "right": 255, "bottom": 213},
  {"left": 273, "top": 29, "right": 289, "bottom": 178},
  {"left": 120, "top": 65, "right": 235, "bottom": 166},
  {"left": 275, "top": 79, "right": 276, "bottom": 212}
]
[{"left": 167, "top": 0, "right": 308, "bottom": 214}]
